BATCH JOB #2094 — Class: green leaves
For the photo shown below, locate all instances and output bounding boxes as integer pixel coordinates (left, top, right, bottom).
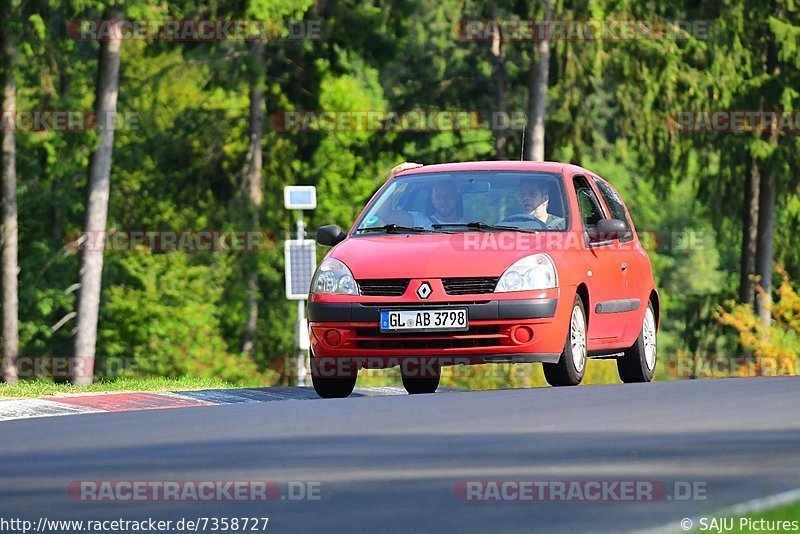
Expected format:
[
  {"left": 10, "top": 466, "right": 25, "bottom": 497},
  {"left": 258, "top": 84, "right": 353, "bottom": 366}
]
[
  {"left": 769, "top": 16, "right": 800, "bottom": 68},
  {"left": 98, "top": 252, "right": 268, "bottom": 384},
  {"left": 7, "top": 0, "right": 800, "bottom": 386}
]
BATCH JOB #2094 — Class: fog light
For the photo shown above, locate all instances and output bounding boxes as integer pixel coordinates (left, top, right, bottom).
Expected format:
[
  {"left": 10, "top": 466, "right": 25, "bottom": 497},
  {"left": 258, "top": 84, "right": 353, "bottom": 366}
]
[
  {"left": 324, "top": 329, "right": 342, "bottom": 346},
  {"left": 512, "top": 326, "right": 534, "bottom": 344}
]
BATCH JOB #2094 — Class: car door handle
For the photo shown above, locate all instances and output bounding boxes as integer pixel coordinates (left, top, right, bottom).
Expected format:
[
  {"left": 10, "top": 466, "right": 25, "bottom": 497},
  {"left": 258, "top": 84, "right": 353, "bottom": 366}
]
[{"left": 621, "top": 262, "right": 628, "bottom": 271}]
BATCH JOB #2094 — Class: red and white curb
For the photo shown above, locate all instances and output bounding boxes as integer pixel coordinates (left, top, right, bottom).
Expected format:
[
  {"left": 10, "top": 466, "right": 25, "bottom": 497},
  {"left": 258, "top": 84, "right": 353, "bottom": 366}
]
[{"left": 0, "top": 386, "right": 417, "bottom": 423}]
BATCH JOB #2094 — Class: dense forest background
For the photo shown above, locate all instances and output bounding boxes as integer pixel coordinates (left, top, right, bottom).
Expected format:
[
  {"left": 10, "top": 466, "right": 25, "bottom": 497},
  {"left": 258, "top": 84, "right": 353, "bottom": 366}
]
[{"left": 1, "top": 0, "right": 799, "bottom": 386}]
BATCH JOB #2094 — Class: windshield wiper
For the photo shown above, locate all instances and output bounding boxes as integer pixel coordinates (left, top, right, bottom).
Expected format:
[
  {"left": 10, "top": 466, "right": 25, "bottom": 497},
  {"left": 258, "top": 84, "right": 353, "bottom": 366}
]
[
  {"left": 356, "top": 224, "right": 431, "bottom": 234},
  {"left": 431, "top": 221, "right": 539, "bottom": 233}
]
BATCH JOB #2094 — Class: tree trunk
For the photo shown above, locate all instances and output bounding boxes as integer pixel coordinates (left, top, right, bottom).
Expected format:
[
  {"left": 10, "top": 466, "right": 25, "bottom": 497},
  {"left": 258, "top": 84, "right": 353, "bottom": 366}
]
[
  {"left": 1, "top": 1, "right": 18, "bottom": 384},
  {"left": 490, "top": 4, "right": 507, "bottom": 159},
  {"left": 524, "top": 0, "right": 551, "bottom": 161},
  {"left": 752, "top": 5, "right": 782, "bottom": 327},
  {"left": 754, "top": 167, "right": 775, "bottom": 326},
  {"left": 73, "top": 8, "right": 122, "bottom": 385},
  {"left": 739, "top": 157, "right": 760, "bottom": 307},
  {"left": 241, "top": 40, "right": 265, "bottom": 356}
]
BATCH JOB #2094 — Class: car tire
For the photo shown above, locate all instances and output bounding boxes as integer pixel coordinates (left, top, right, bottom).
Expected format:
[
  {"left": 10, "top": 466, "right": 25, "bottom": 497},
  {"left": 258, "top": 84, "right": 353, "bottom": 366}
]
[
  {"left": 617, "top": 302, "right": 657, "bottom": 383},
  {"left": 401, "top": 358, "right": 441, "bottom": 394},
  {"left": 310, "top": 355, "right": 357, "bottom": 398},
  {"left": 543, "top": 295, "right": 587, "bottom": 387}
]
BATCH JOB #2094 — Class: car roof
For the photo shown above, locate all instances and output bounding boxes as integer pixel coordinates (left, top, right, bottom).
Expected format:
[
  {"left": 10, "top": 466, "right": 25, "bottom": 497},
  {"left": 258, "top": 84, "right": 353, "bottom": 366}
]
[{"left": 391, "top": 160, "right": 591, "bottom": 179}]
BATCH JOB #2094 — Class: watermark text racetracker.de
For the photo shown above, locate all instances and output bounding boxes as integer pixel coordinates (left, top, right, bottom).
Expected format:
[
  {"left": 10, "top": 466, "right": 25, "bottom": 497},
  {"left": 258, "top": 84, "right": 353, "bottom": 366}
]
[
  {"left": 67, "top": 230, "right": 275, "bottom": 253},
  {"left": 0, "top": 110, "right": 139, "bottom": 132},
  {"left": 447, "top": 230, "right": 711, "bottom": 253},
  {"left": 668, "top": 110, "right": 800, "bottom": 132},
  {"left": 0, "top": 516, "right": 270, "bottom": 533},
  {"left": 456, "top": 19, "right": 711, "bottom": 41},
  {"left": 271, "top": 110, "right": 528, "bottom": 132},
  {"left": 453, "top": 480, "right": 707, "bottom": 502},
  {"left": 68, "top": 19, "right": 322, "bottom": 41},
  {"left": 670, "top": 354, "right": 800, "bottom": 379},
  {"left": 67, "top": 480, "right": 321, "bottom": 502},
  {"left": 11, "top": 355, "right": 137, "bottom": 380}
]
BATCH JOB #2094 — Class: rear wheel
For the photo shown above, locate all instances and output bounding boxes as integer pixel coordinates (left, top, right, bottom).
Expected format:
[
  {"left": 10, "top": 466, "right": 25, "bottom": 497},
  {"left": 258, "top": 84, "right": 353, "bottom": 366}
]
[
  {"left": 617, "top": 302, "right": 657, "bottom": 383},
  {"left": 311, "top": 355, "right": 357, "bottom": 398},
  {"left": 543, "top": 295, "right": 587, "bottom": 387},
  {"left": 401, "top": 358, "right": 441, "bottom": 394}
]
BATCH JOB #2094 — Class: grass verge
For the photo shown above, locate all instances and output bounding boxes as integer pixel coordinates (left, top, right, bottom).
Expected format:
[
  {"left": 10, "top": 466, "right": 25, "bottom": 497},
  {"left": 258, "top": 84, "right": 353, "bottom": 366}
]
[{"left": 0, "top": 377, "right": 247, "bottom": 399}]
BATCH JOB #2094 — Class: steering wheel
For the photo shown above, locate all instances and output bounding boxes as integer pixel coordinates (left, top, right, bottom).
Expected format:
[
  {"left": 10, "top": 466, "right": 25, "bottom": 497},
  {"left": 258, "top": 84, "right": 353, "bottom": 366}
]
[{"left": 499, "top": 214, "right": 547, "bottom": 229}]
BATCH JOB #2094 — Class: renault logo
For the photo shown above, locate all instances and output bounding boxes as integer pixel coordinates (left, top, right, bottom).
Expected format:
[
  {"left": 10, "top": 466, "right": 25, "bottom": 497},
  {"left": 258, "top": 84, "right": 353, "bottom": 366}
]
[{"left": 416, "top": 282, "right": 432, "bottom": 299}]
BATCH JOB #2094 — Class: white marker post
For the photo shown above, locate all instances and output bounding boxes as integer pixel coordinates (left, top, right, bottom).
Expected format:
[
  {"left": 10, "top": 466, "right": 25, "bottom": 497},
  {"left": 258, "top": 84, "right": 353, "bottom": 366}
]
[{"left": 284, "top": 186, "right": 317, "bottom": 386}]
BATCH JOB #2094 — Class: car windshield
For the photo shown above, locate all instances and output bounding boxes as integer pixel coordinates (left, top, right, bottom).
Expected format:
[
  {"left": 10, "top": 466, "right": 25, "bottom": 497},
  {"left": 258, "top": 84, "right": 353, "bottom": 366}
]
[{"left": 354, "top": 171, "right": 569, "bottom": 234}]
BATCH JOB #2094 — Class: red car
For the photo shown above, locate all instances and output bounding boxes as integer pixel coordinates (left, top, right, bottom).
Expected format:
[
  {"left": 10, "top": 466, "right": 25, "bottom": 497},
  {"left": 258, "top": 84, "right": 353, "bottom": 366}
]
[{"left": 308, "top": 161, "right": 659, "bottom": 398}]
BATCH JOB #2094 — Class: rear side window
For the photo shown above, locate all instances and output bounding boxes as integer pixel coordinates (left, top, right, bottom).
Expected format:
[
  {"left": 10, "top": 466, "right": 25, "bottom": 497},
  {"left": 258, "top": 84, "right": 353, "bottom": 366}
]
[{"left": 593, "top": 179, "right": 633, "bottom": 242}]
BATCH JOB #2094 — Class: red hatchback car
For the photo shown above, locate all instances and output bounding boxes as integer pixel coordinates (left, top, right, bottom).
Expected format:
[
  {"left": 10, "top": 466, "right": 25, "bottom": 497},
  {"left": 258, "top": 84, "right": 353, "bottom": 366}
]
[{"left": 308, "top": 161, "right": 659, "bottom": 398}]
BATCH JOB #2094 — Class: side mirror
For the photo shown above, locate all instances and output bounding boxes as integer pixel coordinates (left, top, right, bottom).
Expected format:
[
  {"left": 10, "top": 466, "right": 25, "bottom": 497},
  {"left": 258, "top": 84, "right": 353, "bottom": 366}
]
[
  {"left": 316, "top": 225, "right": 346, "bottom": 246},
  {"left": 591, "top": 218, "right": 628, "bottom": 242}
]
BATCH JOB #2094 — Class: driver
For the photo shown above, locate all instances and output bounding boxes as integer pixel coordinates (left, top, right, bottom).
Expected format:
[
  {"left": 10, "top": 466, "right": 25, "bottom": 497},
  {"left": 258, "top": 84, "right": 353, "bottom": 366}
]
[{"left": 518, "top": 179, "right": 565, "bottom": 229}]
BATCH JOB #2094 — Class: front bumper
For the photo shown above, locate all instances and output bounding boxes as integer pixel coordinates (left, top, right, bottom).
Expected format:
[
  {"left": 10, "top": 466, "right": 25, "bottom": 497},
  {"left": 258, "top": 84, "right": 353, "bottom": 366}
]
[
  {"left": 308, "top": 292, "right": 570, "bottom": 367},
  {"left": 308, "top": 298, "right": 558, "bottom": 322}
]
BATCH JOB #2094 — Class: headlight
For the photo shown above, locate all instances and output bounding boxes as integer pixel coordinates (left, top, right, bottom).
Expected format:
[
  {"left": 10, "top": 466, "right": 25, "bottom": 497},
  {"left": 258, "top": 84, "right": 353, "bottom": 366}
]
[
  {"left": 311, "top": 258, "right": 359, "bottom": 295},
  {"left": 496, "top": 253, "right": 558, "bottom": 292}
]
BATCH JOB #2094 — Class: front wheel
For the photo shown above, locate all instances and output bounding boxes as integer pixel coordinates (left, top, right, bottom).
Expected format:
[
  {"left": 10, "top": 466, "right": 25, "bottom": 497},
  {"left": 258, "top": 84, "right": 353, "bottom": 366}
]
[
  {"left": 401, "top": 358, "right": 441, "bottom": 394},
  {"left": 543, "top": 295, "right": 587, "bottom": 387},
  {"left": 311, "top": 356, "right": 357, "bottom": 398},
  {"left": 617, "top": 302, "right": 657, "bottom": 383}
]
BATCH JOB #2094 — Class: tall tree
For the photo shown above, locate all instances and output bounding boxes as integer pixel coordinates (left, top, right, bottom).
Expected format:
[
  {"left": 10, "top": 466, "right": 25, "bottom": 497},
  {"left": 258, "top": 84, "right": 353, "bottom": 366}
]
[
  {"left": 752, "top": 0, "right": 789, "bottom": 324},
  {"left": 72, "top": 6, "right": 122, "bottom": 384},
  {"left": 754, "top": 152, "right": 777, "bottom": 324},
  {"left": 241, "top": 39, "right": 265, "bottom": 356},
  {"left": 0, "top": 0, "right": 19, "bottom": 384},
  {"left": 739, "top": 156, "right": 760, "bottom": 306},
  {"left": 525, "top": 0, "right": 552, "bottom": 161},
  {"left": 236, "top": 0, "right": 312, "bottom": 358},
  {"left": 490, "top": 4, "right": 508, "bottom": 159}
]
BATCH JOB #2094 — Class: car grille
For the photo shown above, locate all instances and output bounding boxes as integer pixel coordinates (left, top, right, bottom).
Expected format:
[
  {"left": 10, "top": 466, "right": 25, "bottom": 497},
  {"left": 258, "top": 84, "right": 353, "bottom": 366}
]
[
  {"left": 357, "top": 279, "right": 410, "bottom": 296},
  {"left": 442, "top": 277, "right": 499, "bottom": 295},
  {"left": 354, "top": 325, "right": 502, "bottom": 350},
  {"left": 359, "top": 301, "right": 490, "bottom": 307}
]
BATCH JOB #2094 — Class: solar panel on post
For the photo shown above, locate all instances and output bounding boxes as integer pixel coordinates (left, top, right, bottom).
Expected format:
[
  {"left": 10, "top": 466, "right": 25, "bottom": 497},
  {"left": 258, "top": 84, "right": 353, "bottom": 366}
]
[{"left": 284, "top": 239, "right": 317, "bottom": 300}]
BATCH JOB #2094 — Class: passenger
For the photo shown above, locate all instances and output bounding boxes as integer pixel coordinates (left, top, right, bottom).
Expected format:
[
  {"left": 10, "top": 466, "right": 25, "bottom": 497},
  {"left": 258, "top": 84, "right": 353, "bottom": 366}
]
[{"left": 426, "top": 180, "right": 465, "bottom": 226}]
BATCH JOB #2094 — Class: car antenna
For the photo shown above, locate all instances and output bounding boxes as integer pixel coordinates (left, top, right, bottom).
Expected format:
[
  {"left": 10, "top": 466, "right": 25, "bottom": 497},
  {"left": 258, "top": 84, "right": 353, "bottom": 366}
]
[{"left": 520, "top": 126, "right": 525, "bottom": 161}]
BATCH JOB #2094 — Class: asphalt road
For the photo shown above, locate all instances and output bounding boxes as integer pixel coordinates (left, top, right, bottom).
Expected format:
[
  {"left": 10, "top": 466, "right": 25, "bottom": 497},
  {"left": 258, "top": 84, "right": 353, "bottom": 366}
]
[{"left": 1, "top": 376, "right": 799, "bottom": 533}]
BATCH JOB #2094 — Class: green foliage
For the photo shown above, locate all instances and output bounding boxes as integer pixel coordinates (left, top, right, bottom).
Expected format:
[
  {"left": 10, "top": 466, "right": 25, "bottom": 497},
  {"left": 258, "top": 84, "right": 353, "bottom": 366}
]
[
  {"left": 717, "top": 266, "right": 800, "bottom": 362},
  {"left": 6, "top": 0, "right": 800, "bottom": 389},
  {"left": 312, "top": 52, "right": 392, "bottom": 228},
  {"left": 97, "top": 252, "right": 271, "bottom": 385}
]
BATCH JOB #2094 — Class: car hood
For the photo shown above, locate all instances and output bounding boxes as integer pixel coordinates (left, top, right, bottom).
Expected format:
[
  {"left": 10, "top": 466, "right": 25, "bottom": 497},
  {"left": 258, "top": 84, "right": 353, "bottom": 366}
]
[{"left": 329, "top": 233, "right": 568, "bottom": 279}]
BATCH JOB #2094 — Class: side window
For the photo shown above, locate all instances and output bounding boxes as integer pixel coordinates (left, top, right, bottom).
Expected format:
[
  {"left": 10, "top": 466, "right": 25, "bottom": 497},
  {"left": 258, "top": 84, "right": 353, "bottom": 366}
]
[
  {"left": 593, "top": 178, "right": 633, "bottom": 242},
  {"left": 572, "top": 175, "right": 605, "bottom": 229}
]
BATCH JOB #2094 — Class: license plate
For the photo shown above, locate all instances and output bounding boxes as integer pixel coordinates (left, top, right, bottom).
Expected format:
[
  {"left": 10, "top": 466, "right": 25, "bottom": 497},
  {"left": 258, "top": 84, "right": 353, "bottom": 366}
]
[{"left": 380, "top": 308, "right": 469, "bottom": 333}]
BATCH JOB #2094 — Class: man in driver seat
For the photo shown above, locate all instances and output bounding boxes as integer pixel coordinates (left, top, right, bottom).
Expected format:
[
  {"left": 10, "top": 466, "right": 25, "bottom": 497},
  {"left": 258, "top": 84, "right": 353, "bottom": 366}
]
[{"left": 519, "top": 178, "right": 565, "bottom": 229}]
